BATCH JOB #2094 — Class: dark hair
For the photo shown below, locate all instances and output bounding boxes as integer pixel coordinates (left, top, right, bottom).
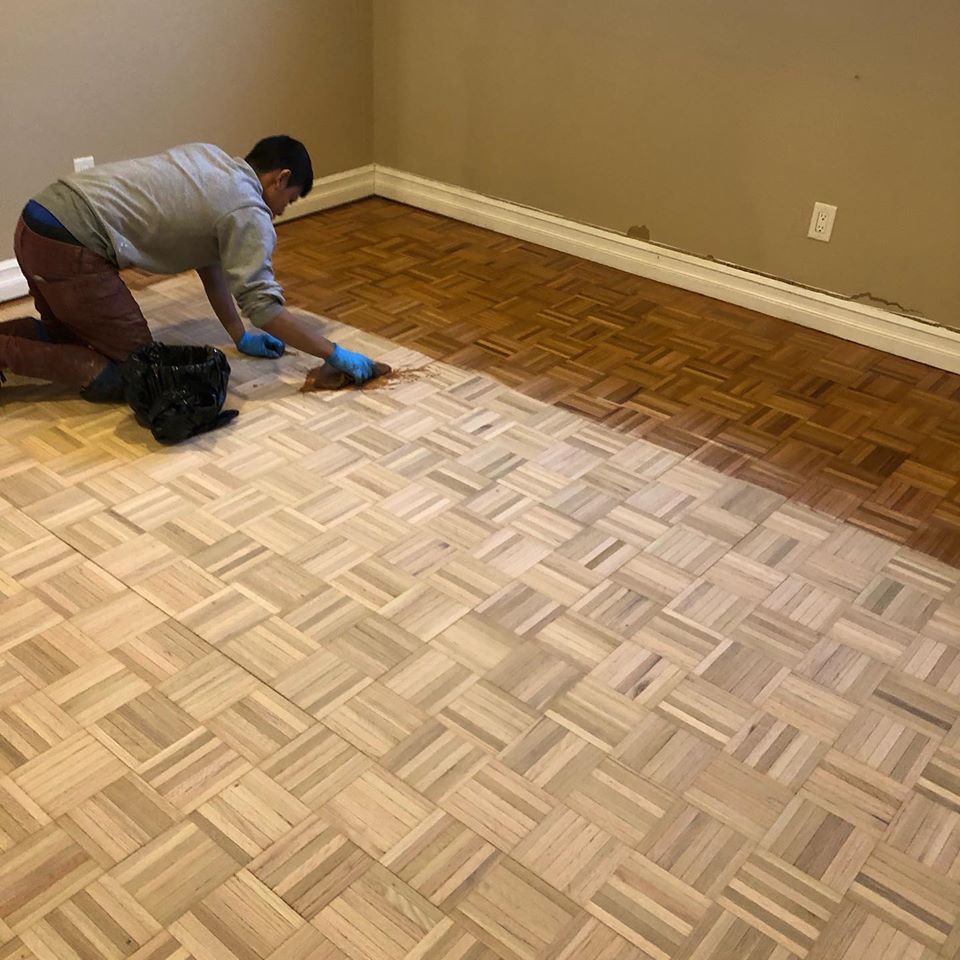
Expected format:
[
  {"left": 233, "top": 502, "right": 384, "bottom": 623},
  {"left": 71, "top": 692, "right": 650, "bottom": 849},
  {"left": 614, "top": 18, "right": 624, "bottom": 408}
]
[{"left": 245, "top": 136, "right": 314, "bottom": 197}]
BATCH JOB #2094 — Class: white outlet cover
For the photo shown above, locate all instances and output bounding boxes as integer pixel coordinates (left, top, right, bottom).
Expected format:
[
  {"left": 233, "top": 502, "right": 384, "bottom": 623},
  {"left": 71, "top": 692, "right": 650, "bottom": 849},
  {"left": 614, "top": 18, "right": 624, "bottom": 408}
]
[
  {"left": 807, "top": 202, "right": 837, "bottom": 242},
  {"left": 73, "top": 156, "right": 95, "bottom": 172}
]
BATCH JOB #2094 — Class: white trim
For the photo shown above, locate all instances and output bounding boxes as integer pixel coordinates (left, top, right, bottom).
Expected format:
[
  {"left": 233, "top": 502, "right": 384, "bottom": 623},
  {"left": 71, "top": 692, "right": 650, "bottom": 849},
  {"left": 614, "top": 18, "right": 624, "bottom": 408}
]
[
  {"left": 275, "top": 163, "right": 376, "bottom": 224},
  {"left": 0, "top": 258, "right": 28, "bottom": 302},
  {"left": 373, "top": 166, "right": 960, "bottom": 375},
  {"left": 5, "top": 161, "right": 958, "bottom": 377}
]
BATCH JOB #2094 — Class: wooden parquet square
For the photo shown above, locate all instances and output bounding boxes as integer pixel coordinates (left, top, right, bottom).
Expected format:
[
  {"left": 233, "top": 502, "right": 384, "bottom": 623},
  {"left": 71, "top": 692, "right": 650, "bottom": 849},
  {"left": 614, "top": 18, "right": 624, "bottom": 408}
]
[
  {"left": 170, "top": 870, "right": 304, "bottom": 960},
  {"left": 456, "top": 858, "right": 579, "bottom": 960},
  {"left": 2, "top": 213, "right": 960, "bottom": 957}
]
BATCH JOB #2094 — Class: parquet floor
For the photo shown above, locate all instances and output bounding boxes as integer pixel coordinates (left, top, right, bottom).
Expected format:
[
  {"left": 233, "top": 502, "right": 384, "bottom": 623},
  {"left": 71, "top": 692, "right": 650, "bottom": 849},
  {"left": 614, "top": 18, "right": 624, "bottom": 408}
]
[
  {"left": 275, "top": 199, "right": 960, "bottom": 567},
  {"left": 0, "top": 211, "right": 958, "bottom": 958}
]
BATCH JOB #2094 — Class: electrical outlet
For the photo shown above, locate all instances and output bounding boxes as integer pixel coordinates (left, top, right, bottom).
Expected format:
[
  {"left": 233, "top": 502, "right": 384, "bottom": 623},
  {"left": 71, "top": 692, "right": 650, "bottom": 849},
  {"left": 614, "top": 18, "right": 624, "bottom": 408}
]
[
  {"left": 73, "top": 156, "right": 95, "bottom": 173},
  {"left": 807, "top": 202, "right": 837, "bottom": 242}
]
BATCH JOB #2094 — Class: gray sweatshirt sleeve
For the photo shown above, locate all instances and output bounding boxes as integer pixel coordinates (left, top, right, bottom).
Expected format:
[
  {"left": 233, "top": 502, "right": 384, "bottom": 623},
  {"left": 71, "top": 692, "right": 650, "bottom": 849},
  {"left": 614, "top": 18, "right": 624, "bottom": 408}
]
[{"left": 216, "top": 208, "right": 285, "bottom": 327}]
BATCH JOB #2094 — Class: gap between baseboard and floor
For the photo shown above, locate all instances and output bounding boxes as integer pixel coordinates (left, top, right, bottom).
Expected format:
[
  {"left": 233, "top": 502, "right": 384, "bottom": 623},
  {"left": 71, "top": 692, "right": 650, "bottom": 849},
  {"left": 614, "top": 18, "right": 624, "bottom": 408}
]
[{"left": 4, "top": 162, "right": 959, "bottom": 375}]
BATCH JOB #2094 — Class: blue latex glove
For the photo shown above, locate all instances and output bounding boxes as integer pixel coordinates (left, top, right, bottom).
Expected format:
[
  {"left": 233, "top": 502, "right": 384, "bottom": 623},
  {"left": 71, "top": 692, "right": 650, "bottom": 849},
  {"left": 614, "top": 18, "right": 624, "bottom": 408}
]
[
  {"left": 238, "top": 331, "right": 285, "bottom": 358},
  {"left": 327, "top": 344, "right": 377, "bottom": 382}
]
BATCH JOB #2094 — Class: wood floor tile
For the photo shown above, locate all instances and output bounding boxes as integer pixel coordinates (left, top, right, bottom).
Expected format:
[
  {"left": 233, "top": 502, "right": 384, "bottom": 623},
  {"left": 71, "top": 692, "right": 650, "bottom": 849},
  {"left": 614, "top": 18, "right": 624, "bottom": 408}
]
[
  {"left": 260, "top": 726, "right": 372, "bottom": 810},
  {"left": 615, "top": 713, "right": 719, "bottom": 793},
  {"left": 113, "top": 620, "right": 212, "bottom": 686},
  {"left": 501, "top": 718, "right": 604, "bottom": 798},
  {"left": 0, "top": 777, "right": 49, "bottom": 854},
  {"left": 0, "top": 692, "right": 78, "bottom": 775},
  {"left": 762, "top": 796, "right": 874, "bottom": 895},
  {"left": 674, "top": 904, "right": 802, "bottom": 960},
  {"left": 60, "top": 774, "right": 179, "bottom": 868},
  {"left": 159, "top": 651, "right": 258, "bottom": 722},
  {"left": 381, "top": 810, "right": 499, "bottom": 908},
  {"left": 547, "top": 678, "right": 645, "bottom": 752},
  {"left": 20, "top": 874, "right": 161, "bottom": 960},
  {"left": 848, "top": 842, "right": 960, "bottom": 951},
  {"left": 455, "top": 858, "right": 579, "bottom": 960},
  {"left": 656, "top": 675, "right": 756, "bottom": 748},
  {"left": 440, "top": 761, "right": 555, "bottom": 852},
  {"left": 170, "top": 870, "right": 303, "bottom": 960},
  {"left": 685, "top": 755, "right": 794, "bottom": 842},
  {"left": 886, "top": 793, "right": 960, "bottom": 875},
  {"left": 637, "top": 801, "right": 752, "bottom": 900},
  {"left": 515, "top": 811, "right": 621, "bottom": 905},
  {"left": 268, "top": 925, "right": 347, "bottom": 960},
  {"left": 249, "top": 815, "right": 370, "bottom": 920},
  {"left": 384, "top": 648, "right": 476, "bottom": 714},
  {"left": 215, "top": 619, "right": 315, "bottom": 685},
  {"left": 804, "top": 750, "right": 909, "bottom": 837},
  {"left": 138, "top": 727, "right": 250, "bottom": 814},
  {"left": 322, "top": 767, "right": 434, "bottom": 859},
  {"left": 718, "top": 850, "right": 841, "bottom": 957},
  {"left": 316, "top": 863, "right": 444, "bottom": 960},
  {"left": 111, "top": 821, "right": 242, "bottom": 926},
  {"left": 12, "top": 731, "right": 125, "bottom": 817},
  {"left": 0, "top": 825, "right": 101, "bottom": 933},
  {"left": 440, "top": 681, "right": 538, "bottom": 754},
  {"left": 806, "top": 900, "right": 930, "bottom": 960},
  {"left": 726, "top": 714, "right": 828, "bottom": 790},
  {"left": 207, "top": 687, "right": 314, "bottom": 764},
  {"left": 91, "top": 689, "right": 195, "bottom": 766},
  {"left": 5, "top": 626, "right": 96, "bottom": 692},
  {"left": 400, "top": 918, "right": 501, "bottom": 960},
  {"left": 587, "top": 851, "right": 711, "bottom": 959}
]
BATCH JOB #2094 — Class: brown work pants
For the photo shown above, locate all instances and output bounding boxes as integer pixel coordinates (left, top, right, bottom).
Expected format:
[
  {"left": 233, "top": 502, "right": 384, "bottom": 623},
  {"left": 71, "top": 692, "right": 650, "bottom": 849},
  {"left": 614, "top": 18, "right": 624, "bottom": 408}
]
[{"left": 0, "top": 217, "right": 152, "bottom": 388}]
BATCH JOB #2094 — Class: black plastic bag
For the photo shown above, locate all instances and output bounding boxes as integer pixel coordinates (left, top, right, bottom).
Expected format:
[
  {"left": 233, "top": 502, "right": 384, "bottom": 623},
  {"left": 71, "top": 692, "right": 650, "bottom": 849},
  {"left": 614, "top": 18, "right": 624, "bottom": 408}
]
[{"left": 123, "top": 343, "right": 238, "bottom": 445}]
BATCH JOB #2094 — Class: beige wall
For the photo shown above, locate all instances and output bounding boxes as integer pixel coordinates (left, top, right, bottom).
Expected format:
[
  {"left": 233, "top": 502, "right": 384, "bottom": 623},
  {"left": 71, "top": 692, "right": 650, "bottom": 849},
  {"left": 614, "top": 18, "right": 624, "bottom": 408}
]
[
  {"left": 373, "top": 0, "right": 960, "bottom": 327},
  {"left": 0, "top": 0, "right": 373, "bottom": 260},
  {"left": 5, "top": 1, "right": 957, "bottom": 327}
]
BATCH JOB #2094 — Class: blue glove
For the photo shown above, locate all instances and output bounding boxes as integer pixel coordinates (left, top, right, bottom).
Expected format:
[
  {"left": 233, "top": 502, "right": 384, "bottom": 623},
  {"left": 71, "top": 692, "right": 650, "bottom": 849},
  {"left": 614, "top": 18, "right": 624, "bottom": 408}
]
[
  {"left": 327, "top": 344, "right": 377, "bottom": 382},
  {"left": 238, "top": 331, "right": 285, "bottom": 358}
]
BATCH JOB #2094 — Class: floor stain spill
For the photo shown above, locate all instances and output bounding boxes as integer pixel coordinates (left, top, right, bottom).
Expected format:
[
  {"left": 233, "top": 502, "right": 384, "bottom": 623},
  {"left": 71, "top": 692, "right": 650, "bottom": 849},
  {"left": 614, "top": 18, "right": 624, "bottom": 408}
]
[{"left": 300, "top": 364, "right": 433, "bottom": 393}]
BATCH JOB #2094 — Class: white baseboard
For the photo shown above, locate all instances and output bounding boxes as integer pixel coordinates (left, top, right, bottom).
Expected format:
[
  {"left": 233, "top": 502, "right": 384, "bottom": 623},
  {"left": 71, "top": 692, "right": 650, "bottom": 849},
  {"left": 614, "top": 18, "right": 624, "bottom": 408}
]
[
  {"left": 275, "top": 163, "right": 376, "bottom": 224},
  {"left": 374, "top": 166, "right": 960, "bottom": 375},
  {"left": 6, "top": 161, "right": 958, "bottom": 376},
  {"left": 0, "top": 258, "right": 28, "bottom": 302}
]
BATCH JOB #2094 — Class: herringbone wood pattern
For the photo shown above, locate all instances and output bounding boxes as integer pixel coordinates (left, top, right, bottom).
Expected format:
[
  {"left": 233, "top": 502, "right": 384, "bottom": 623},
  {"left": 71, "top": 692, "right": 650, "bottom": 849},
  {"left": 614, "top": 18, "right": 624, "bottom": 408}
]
[{"left": 0, "top": 204, "right": 959, "bottom": 959}]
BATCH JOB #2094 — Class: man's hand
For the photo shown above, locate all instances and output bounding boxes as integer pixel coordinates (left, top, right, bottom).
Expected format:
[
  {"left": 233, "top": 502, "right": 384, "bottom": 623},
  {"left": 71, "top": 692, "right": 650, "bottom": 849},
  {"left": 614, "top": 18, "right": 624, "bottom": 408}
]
[
  {"left": 237, "top": 331, "right": 285, "bottom": 358},
  {"left": 326, "top": 345, "right": 377, "bottom": 382}
]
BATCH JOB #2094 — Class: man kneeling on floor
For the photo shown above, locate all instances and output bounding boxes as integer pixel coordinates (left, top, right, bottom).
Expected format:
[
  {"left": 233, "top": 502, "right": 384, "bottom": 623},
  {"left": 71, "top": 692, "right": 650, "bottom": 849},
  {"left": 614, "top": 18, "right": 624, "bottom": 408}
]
[{"left": 0, "top": 135, "right": 383, "bottom": 400}]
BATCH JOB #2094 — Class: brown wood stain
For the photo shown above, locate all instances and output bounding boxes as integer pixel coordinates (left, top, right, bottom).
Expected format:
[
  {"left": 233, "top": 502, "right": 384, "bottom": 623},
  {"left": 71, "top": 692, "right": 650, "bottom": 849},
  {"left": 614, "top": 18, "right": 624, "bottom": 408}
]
[{"left": 300, "top": 362, "right": 431, "bottom": 393}]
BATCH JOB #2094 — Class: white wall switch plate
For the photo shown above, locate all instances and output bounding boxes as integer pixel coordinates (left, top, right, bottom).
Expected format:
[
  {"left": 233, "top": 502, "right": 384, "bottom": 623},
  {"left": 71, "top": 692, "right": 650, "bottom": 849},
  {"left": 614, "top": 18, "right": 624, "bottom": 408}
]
[{"left": 73, "top": 156, "right": 95, "bottom": 172}]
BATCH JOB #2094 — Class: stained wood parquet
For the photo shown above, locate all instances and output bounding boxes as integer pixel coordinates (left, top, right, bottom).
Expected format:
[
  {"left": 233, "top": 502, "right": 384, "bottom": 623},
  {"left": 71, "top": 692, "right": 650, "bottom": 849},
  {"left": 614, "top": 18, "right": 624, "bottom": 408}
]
[
  {"left": 273, "top": 199, "right": 960, "bottom": 566},
  {"left": 0, "top": 217, "right": 960, "bottom": 958}
]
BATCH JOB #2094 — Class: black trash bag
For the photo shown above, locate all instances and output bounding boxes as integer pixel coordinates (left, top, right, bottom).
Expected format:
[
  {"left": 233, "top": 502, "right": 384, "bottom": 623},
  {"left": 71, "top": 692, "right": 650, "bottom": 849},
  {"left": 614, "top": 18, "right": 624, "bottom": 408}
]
[{"left": 122, "top": 343, "right": 239, "bottom": 445}]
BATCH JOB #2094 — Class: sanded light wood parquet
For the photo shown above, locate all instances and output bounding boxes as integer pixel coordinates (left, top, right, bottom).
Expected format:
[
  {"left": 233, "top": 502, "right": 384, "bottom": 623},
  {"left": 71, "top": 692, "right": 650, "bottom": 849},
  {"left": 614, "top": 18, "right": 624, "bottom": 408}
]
[
  {"left": 0, "top": 219, "right": 959, "bottom": 958},
  {"left": 275, "top": 199, "right": 960, "bottom": 567}
]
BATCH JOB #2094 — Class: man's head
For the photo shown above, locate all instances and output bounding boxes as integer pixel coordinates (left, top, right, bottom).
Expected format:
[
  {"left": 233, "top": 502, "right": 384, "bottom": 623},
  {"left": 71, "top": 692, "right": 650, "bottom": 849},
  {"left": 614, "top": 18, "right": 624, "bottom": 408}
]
[{"left": 245, "top": 136, "right": 314, "bottom": 217}]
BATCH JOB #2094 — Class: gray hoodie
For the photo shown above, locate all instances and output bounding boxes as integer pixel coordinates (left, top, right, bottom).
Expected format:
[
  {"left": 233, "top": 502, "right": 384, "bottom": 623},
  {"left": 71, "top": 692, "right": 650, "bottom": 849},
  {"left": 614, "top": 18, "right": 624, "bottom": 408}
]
[{"left": 34, "top": 143, "right": 284, "bottom": 327}]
